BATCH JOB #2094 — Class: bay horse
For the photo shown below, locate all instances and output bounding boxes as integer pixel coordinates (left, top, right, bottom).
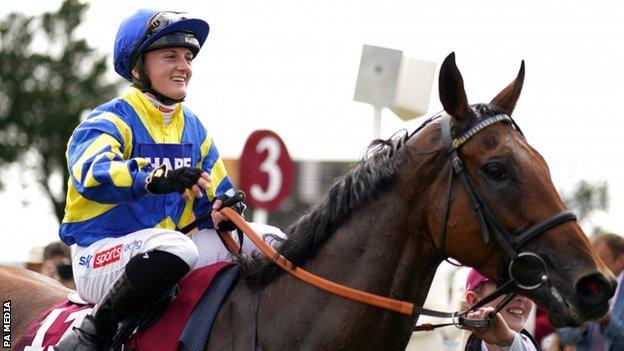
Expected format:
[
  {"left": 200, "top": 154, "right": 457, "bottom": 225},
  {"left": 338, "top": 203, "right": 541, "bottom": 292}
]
[{"left": 1, "top": 53, "right": 616, "bottom": 350}]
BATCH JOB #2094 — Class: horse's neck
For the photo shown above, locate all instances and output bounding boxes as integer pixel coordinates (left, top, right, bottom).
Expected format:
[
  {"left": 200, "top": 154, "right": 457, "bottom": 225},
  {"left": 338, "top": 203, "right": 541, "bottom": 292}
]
[
  {"left": 307, "top": 188, "right": 440, "bottom": 298},
  {"left": 0, "top": 266, "right": 69, "bottom": 343},
  {"left": 267, "top": 189, "right": 441, "bottom": 350}
]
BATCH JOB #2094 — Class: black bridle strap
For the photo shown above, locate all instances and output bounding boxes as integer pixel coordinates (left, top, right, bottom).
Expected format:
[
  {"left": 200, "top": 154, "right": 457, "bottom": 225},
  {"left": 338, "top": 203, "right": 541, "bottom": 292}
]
[
  {"left": 414, "top": 280, "right": 516, "bottom": 331},
  {"left": 457, "top": 162, "right": 577, "bottom": 259},
  {"left": 448, "top": 148, "right": 519, "bottom": 259},
  {"left": 451, "top": 152, "right": 493, "bottom": 245},
  {"left": 438, "top": 118, "right": 455, "bottom": 262},
  {"left": 465, "top": 279, "right": 515, "bottom": 311},
  {"left": 438, "top": 162, "right": 457, "bottom": 264},
  {"left": 457, "top": 292, "right": 518, "bottom": 329},
  {"left": 439, "top": 121, "right": 492, "bottom": 261},
  {"left": 514, "top": 211, "right": 577, "bottom": 248}
]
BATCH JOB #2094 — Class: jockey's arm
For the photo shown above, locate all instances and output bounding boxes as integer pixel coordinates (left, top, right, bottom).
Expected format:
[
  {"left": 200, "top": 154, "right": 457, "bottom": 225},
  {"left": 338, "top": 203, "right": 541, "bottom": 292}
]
[
  {"left": 68, "top": 115, "right": 209, "bottom": 204},
  {"left": 67, "top": 115, "right": 152, "bottom": 203}
]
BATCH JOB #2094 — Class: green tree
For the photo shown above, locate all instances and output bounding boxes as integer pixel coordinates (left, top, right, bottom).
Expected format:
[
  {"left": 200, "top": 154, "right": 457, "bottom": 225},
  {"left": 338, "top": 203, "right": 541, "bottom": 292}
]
[
  {"left": 0, "top": 0, "right": 120, "bottom": 221},
  {"left": 561, "top": 179, "right": 609, "bottom": 233}
]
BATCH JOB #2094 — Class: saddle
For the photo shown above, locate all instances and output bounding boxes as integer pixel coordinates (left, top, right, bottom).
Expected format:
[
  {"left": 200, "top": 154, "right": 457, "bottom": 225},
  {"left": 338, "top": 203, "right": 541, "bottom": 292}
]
[{"left": 15, "top": 262, "right": 238, "bottom": 351}]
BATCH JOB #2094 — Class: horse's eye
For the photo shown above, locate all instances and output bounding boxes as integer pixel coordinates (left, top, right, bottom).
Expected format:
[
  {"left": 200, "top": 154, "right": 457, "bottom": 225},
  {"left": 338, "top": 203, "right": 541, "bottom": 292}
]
[{"left": 483, "top": 162, "right": 507, "bottom": 180}]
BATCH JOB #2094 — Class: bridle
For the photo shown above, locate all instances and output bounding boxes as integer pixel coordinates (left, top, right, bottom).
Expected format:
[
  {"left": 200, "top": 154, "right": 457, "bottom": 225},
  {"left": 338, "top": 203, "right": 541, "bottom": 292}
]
[
  {"left": 182, "top": 113, "right": 578, "bottom": 331},
  {"left": 426, "top": 113, "right": 577, "bottom": 329},
  {"left": 439, "top": 113, "right": 576, "bottom": 278}
]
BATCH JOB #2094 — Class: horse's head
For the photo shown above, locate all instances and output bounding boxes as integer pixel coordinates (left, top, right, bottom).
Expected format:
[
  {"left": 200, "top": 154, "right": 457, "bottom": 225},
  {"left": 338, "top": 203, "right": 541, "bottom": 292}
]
[{"left": 428, "top": 53, "right": 616, "bottom": 327}]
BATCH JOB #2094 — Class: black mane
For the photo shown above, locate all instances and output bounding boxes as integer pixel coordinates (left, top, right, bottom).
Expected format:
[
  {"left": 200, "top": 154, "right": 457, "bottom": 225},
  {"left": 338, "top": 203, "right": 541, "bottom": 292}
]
[
  {"left": 241, "top": 131, "right": 413, "bottom": 289},
  {"left": 240, "top": 103, "right": 506, "bottom": 289}
]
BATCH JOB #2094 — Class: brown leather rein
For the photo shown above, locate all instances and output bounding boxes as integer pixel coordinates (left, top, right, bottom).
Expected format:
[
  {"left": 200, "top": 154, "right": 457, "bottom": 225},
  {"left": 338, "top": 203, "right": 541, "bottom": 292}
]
[
  {"left": 205, "top": 200, "right": 547, "bottom": 332},
  {"left": 212, "top": 206, "right": 506, "bottom": 331},
  {"left": 217, "top": 206, "right": 416, "bottom": 315}
]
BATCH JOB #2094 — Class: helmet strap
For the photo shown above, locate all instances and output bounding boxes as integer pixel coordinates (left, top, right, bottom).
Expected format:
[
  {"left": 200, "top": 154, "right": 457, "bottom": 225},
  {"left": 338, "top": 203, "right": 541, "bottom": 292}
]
[{"left": 131, "top": 55, "right": 185, "bottom": 105}]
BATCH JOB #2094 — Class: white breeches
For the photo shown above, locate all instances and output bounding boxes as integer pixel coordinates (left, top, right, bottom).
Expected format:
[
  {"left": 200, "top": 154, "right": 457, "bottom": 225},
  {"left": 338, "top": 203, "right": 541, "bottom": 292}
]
[
  {"left": 71, "top": 223, "right": 286, "bottom": 304},
  {"left": 190, "top": 222, "right": 286, "bottom": 267}
]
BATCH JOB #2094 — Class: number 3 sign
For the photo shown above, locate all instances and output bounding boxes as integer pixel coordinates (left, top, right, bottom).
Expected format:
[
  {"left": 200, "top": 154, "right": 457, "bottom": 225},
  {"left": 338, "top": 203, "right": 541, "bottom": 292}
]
[{"left": 239, "top": 130, "right": 294, "bottom": 211}]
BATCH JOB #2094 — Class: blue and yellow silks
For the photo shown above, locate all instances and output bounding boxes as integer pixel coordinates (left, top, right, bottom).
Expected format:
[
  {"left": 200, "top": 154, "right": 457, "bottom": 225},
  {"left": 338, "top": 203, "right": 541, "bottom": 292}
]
[{"left": 60, "top": 89, "right": 233, "bottom": 246}]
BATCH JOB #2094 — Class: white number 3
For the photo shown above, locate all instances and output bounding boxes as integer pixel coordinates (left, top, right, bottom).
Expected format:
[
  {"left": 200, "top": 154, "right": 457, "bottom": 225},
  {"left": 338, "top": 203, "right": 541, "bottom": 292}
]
[{"left": 250, "top": 136, "right": 283, "bottom": 202}]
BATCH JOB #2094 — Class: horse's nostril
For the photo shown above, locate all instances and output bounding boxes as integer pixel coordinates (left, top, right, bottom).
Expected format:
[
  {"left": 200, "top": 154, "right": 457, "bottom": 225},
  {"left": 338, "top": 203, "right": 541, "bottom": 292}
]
[
  {"left": 582, "top": 279, "right": 601, "bottom": 295},
  {"left": 576, "top": 273, "right": 615, "bottom": 306}
]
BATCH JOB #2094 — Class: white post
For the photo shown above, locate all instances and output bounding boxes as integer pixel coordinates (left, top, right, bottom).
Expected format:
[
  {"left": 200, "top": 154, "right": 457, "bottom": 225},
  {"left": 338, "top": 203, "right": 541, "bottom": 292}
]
[
  {"left": 373, "top": 105, "right": 382, "bottom": 139},
  {"left": 253, "top": 208, "right": 268, "bottom": 224}
]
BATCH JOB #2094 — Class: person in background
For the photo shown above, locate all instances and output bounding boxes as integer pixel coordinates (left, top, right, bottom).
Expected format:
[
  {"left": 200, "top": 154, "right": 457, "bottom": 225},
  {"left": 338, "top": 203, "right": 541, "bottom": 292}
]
[
  {"left": 458, "top": 268, "right": 539, "bottom": 351},
  {"left": 53, "top": 260, "right": 76, "bottom": 290},
  {"left": 24, "top": 245, "right": 44, "bottom": 273},
  {"left": 41, "top": 241, "right": 71, "bottom": 278},
  {"left": 39, "top": 241, "right": 76, "bottom": 289},
  {"left": 43, "top": 241, "right": 72, "bottom": 261},
  {"left": 558, "top": 232, "right": 624, "bottom": 351}
]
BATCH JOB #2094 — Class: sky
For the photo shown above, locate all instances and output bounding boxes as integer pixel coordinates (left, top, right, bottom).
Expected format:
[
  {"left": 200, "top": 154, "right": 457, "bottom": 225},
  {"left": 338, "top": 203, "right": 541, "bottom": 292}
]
[{"left": 2, "top": 0, "right": 624, "bottom": 263}]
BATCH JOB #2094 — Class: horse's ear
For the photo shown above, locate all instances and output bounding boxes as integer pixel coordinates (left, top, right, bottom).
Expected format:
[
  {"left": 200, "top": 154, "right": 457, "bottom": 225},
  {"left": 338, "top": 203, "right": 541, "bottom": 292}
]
[
  {"left": 439, "top": 52, "right": 475, "bottom": 123},
  {"left": 490, "top": 61, "right": 525, "bottom": 116}
]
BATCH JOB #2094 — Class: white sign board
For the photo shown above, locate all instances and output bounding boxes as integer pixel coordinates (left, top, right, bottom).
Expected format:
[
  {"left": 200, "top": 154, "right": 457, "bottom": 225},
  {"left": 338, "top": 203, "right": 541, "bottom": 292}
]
[{"left": 354, "top": 45, "right": 436, "bottom": 121}]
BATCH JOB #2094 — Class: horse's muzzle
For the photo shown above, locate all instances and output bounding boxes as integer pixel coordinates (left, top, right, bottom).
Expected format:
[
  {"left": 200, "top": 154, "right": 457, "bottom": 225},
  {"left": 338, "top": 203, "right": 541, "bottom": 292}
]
[
  {"left": 574, "top": 272, "right": 616, "bottom": 319},
  {"left": 537, "top": 271, "right": 615, "bottom": 328}
]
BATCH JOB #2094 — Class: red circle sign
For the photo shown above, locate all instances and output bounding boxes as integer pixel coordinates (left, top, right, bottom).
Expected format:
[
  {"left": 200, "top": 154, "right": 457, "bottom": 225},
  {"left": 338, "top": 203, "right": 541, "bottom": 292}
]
[{"left": 239, "top": 130, "right": 295, "bottom": 211}]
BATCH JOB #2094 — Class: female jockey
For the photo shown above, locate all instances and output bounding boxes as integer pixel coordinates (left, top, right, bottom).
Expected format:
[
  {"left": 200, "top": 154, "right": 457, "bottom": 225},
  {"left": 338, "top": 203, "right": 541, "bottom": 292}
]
[{"left": 55, "top": 9, "right": 242, "bottom": 350}]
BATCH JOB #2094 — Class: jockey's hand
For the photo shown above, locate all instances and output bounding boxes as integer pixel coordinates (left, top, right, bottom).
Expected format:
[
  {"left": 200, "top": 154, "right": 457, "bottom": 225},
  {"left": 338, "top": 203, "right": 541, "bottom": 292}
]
[
  {"left": 211, "top": 193, "right": 246, "bottom": 231},
  {"left": 463, "top": 306, "right": 516, "bottom": 347},
  {"left": 145, "top": 165, "right": 211, "bottom": 200},
  {"left": 211, "top": 199, "right": 228, "bottom": 230}
]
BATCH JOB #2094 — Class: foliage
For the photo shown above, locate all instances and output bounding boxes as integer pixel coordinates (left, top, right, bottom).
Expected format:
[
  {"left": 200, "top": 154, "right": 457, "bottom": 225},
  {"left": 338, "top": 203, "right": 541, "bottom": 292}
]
[
  {"left": 561, "top": 179, "right": 609, "bottom": 227},
  {"left": 0, "top": 0, "right": 120, "bottom": 221}
]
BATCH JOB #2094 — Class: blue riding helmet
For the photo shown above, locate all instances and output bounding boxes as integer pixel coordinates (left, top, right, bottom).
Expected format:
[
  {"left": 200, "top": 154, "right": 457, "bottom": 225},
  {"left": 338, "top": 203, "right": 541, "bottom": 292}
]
[{"left": 114, "top": 9, "right": 210, "bottom": 81}]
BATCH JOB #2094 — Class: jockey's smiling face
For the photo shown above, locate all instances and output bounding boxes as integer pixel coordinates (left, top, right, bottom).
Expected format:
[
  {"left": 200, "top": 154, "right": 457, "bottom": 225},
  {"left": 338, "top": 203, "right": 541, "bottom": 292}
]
[{"left": 133, "top": 47, "right": 194, "bottom": 101}]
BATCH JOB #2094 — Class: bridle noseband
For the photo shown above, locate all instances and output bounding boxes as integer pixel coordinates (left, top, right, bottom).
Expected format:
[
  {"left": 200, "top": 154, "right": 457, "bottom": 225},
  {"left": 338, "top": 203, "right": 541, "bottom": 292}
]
[{"left": 430, "top": 113, "right": 577, "bottom": 329}]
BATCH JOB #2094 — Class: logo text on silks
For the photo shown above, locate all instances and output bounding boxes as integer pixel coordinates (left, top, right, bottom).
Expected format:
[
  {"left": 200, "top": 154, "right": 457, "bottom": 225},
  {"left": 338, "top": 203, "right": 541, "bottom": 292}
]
[
  {"left": 80, "top": 240, "right": 143, "bottom": 269},
  {"left": 139, "top": 143, "right": 193, "bottom": 171}
]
